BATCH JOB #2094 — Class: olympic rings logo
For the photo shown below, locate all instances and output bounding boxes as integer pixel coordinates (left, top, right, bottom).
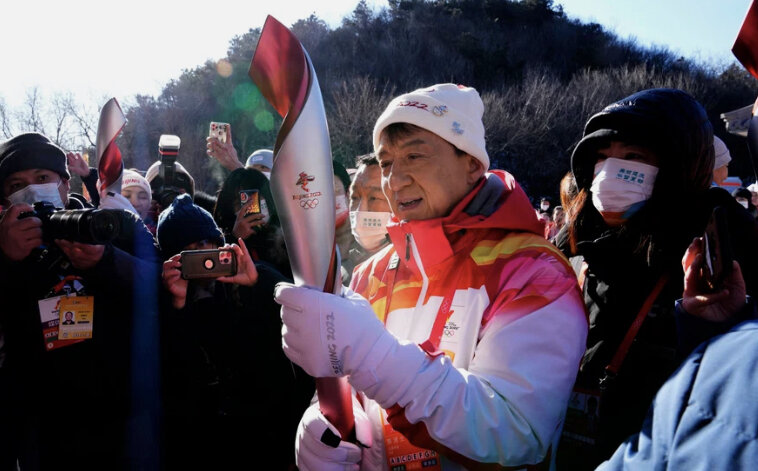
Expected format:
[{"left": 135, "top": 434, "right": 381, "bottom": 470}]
[{"left": 299, "top": 199, "right": 319, "bottom": 209}]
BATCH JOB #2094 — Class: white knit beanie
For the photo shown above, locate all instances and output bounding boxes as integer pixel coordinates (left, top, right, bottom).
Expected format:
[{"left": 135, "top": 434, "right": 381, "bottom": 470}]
[
  {"left": 121, "top": 169, "right": 151, "bottom": 196},
  {"left": 714, "top": 135, "right": 731, "bottom": 169},
  {"left": 372, "top": 83, "right": 489, "bottom": 169}
]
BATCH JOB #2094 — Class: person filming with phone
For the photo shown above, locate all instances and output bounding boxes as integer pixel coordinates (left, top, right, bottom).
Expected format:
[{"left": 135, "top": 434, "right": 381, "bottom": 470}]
[
  {"left": 156, "top": 193, "right": 312, "bottom": 470},
  {"left": 554, "top": 88, "right": 758, "bottom": 470}
]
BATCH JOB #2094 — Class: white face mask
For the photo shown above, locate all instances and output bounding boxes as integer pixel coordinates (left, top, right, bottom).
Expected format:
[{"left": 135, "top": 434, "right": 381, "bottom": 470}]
[
  {"left": 590, "top": 158, "right": 658, "bottom": 225},
  {"left": 262, "top": 171, "right": 271, "bottom": 180},
  {"left": 350, "top": 210, "right": 391, "bottom": 251},
  {"left": 540, "top": 203, "right": 550, "bottom": 211},
  {"left": 7, "top": 181, "right": 64, "bottom": 208},
  {"left": 736, "top": 198, "right": 750, "bottom": 209}
]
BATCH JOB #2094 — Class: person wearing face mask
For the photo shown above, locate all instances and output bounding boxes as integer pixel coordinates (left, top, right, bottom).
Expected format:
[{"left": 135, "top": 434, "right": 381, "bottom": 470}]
[
  {"left": 120, "top": 169, "right": 157, "bottom": 232},
  {"left": 213, "top": 167, "right": 292, "bottom": 279},
  {"left": 555, "top": 89, "right": 758, "bottom": 470},
  {"left": 341, "top": 153, "right": 393, "bottom": 284},
  {"left": 245, "top": 149, "right": 273, "bottom": 179},
  {"left": 0, "top": 132, "right": 162, "bottom": 468},
  {"left": 333, "top": 159, "right": 355, "bottom": 270}
]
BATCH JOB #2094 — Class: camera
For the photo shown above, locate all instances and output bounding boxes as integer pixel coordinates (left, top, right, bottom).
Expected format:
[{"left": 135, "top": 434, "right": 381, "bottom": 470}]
[
  {"left": 18, "top": 201, "right": 126, "bottom": 245},
  {"left": 155, "top": 134, "right": 182, "bottom": 208},
  {"left": 180, "top": 248, "right": 237, "bottom": 279}
]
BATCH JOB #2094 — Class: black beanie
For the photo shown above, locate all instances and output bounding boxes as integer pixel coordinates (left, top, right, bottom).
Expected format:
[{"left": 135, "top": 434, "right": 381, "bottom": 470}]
[
  {"left": 156, "top": 194, "right": 224, "bottom": 258},
  {"left": 0, "top": 133, "right": 70, "bottom": 192}
]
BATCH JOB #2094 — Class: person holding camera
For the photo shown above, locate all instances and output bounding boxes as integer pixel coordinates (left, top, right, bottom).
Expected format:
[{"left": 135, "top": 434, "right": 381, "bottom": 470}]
[
  {"left": 157, "top": 194, "right": 312, "bottom": 470},
  {"left": 0, "top": 132, "right": 162, "bottom": 469}
]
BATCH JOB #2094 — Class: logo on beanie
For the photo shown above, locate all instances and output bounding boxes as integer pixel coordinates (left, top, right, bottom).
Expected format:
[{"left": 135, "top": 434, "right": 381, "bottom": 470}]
[
  {"left": 432, "top": 105, "right": 448, "bottom": 117},
  {"left": 398, "top": 101, "right": 430, "bottom": 112},
  {"left": 296, "top": 172, "right": 315, "bottom": 192},
  {"left": 452, "top": 122, "right": 464, "bottom": 135}
]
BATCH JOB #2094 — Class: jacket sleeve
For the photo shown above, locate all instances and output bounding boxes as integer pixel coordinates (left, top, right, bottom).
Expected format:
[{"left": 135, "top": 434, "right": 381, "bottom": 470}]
[{"left": 350, "top": 252, "right": 588, "bottom": 467}]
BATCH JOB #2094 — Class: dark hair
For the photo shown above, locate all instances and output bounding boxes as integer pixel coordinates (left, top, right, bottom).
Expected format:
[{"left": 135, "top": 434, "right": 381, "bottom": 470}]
[
  {"left": 333, "top": 160, "right": 351, "bottom": 192},
  {"left": 213, "top": 168, "right": 278, "bottom": 236},
  {"left": 356, "top": 153, "right": 378, "bottom": 167},
  {"left": 381, "top": 123, "right": 467, "bottom": 157}
]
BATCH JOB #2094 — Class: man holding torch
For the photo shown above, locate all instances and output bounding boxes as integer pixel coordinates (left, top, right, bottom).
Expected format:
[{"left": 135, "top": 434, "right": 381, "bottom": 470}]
[{"left": 276, "top": 84, "right": 588, "bottom": 470}]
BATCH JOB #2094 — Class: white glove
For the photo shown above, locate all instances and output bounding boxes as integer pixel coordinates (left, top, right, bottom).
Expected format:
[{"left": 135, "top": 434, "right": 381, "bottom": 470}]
[
  {"left": 296, "top": 395, "right": 373, "bottom": 471},
  {"left": 276, "top": 283, "right": 395, "bottom": 378}
]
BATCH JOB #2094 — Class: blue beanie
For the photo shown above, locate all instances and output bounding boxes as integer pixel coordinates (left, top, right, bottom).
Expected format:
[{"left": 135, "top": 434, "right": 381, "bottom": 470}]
[
  {"left": 156, "top": 194, "right": 224, "bottom": 258},
  {"left": 0, "top": 133, "right": 70, "bottom": 195}
]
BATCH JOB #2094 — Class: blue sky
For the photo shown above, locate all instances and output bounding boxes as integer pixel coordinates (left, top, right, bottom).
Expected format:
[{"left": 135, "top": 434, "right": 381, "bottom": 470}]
[
  {"left": 0, "top": 0, "right": 751, "bottom": 110},
  {"left": 557, "top": 0, "right": 750, "bottom": 65}
]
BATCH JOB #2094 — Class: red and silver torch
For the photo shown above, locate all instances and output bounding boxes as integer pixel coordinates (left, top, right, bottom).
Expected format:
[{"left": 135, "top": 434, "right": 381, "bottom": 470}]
[
  {"left": 249, "top": 16, "right": 354, "bottom": 440},
  {"left": 95, "top": 97, "right": 134, "bottom": 212}
]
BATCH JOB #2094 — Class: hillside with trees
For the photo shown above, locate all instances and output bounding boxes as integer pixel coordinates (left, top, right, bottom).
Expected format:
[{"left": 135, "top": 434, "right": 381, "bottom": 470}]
[{"left": 3, "top": 0, "right": 757, "bottom": 201}]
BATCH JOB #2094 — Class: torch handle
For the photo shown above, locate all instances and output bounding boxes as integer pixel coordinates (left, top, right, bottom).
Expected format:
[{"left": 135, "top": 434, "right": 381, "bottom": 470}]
[{"left": 316, "top": 377, "right": 356, "bottom": 441}]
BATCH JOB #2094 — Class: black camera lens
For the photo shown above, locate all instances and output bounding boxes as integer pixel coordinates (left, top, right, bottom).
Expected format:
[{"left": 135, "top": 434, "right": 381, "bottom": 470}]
[{"left": 46, "top": 209, "right": 122, "bottom": 244}]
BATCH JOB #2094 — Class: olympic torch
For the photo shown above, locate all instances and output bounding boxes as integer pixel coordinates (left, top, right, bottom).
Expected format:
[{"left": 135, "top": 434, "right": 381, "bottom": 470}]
[
  {"left": 249, "top": 16, "right": 354, "bottom": 440},
  {"left": 95, "top": 97, "right": 134, "bottom": 212}
]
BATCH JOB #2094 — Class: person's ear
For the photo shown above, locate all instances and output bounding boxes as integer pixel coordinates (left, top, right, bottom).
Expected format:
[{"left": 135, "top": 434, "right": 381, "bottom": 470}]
[{"left": 466, "top": 155, "right": 485, "bottom": 185}]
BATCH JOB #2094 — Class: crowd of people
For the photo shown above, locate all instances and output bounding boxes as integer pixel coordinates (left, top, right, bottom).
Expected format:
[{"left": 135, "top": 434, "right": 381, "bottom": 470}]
[{"left": 1, "top": 83, "right": 757, "bottom": 471}]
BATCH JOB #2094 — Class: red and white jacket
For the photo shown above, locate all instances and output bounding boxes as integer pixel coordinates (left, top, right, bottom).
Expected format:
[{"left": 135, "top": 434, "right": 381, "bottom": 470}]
[{"left": 349, "top": 171, "right": 588, "bottom": 470}]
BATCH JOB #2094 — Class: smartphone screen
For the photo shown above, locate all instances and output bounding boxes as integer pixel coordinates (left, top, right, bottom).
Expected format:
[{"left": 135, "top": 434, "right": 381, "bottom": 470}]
[{"left": 240, "top": 189, "right": 261, "bottom": 215}]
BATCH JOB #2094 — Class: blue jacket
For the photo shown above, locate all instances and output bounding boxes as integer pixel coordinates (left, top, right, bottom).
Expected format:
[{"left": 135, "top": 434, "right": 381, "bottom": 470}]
[{"left": 598, "top": 316, "right": 758, "bottom": 470}]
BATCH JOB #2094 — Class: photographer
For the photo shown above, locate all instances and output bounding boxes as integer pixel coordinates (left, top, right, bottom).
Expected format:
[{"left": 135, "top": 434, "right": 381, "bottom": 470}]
[
  {"left": 157, "top": 194, "right": 312, "bottom": 470},
  {"left": 0, "top": 132, "right": 162, "bottom": 469}
]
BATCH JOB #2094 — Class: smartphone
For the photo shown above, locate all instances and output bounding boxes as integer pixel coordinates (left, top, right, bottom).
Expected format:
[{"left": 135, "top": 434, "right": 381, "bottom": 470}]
[
  {"left": 240, "top": 189, "right": 261, "bottom": 216},
  {"left": 209, "top": 122, "right": 229, "bottom": 144},
  {"left": 180, "top": 248, "right": 237, "bottom": 280},
  {"left": 702, "top": 206, "right": 733, "bottom": 292}
]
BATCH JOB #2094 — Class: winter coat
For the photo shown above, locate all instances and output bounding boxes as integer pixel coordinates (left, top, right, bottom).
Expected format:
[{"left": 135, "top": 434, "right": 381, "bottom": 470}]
[
  {"left": 160, "top": 261, "right": 313, "bottom": 470},
  {"left": 557, "top": 88, "right": 758, "bottom": 470},
  {"left": 0, "top": 199, "right": 161, "bottom": 470},
  {"left": 349, "top": 171, "right": 588, "bottom": 470},
  {"left": 598, "top": 304, "right": 758, "bottom": 470}
]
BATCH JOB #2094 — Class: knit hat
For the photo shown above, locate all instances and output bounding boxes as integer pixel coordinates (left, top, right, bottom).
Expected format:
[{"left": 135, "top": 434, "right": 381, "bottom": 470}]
[
  {"left": 372, "top": 83, "right": 489, "bottom": 169},
  {"left": 145, "top": 160, "right": 195, "bottom": 196},
  {"left": 122, "top": 169, "right": 151, "bottom": 196},
  {"left": 156, "top": 194, "right": 224, "bottom": 258},
  {"left": 713, "top": 136, "right": 731, "bottom": 169},
  {"left": 245, "top": 149, "right": 274, "bottom": 169},
  {"left": 0, "top": 133, "right": 70, "bottom": 192}
]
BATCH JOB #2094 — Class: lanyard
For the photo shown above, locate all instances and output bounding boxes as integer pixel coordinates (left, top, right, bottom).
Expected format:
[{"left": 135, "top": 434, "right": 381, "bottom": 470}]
[{"left": 382, "top": 253, "right": 458, "bottom": 357}]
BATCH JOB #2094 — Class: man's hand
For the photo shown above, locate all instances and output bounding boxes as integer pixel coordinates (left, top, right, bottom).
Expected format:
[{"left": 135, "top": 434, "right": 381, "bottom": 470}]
[
  {"left": 55, "top": 240, "right": 106, "bottom": 270},
  {"left": 66, "top": 152, "right": 90, "bottom": 177},
  {"left": 217, "top": 238, "right": 259, "bottom": 286},
  {"left": 232, "top": 200, "right": 267, "bottom": 240},
  {"left": 0, "top": 204, "right": 43, "bottom": 261},
  {"left": 206, "top": 125, "right": 243, "bottom": 171},
  {"left": 681, "top": 237, "right": 746, "bottom": 322},
  {"left": 162, "top": 254, "right": 188, "bottom": 309}
]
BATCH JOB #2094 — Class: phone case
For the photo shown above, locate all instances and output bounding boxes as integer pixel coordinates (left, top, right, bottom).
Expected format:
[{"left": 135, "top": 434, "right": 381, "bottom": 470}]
[
  {"left": 702, "top": 206, "right": 733, "bottom": 291},
  {"left": 180, "top": 248, "right": 237, "bottom": 279},
  {"left": 240, "top": 189, "right": 261, "bottom": 215},
  {"left": 209, "top": 122, "right": 229, "bottom": 144}
]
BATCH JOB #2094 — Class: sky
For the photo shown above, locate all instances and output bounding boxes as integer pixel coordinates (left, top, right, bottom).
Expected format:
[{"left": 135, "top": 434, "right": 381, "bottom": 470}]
[{"left": 0, "top": 0, "right": 752, "bottom": 110}]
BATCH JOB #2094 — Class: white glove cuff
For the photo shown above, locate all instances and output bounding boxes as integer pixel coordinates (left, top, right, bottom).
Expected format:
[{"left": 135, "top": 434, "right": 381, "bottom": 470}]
[{"left": 349, "top": 333, "right": 436, "bottom": 408}]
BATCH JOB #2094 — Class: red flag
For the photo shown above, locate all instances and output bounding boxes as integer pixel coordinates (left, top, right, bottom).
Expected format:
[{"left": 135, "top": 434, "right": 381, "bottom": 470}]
[{"left": 733, "top": 0, "right": 758, "bottom": 79}]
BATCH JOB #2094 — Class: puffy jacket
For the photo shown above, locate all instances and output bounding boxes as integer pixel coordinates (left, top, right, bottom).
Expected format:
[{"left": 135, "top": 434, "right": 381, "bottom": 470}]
[
  {"left": 349, "top": 171, "right": 588, "bottom": 470},
  {"left": 599, "top": 316, "right": 758, "bottom": 471}
]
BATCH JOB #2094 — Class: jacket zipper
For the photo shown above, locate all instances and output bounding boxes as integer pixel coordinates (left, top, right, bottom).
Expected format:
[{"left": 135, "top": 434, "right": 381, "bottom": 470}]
[{"left": 406, "top": 232, "right": 429, "bottom": 310}]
